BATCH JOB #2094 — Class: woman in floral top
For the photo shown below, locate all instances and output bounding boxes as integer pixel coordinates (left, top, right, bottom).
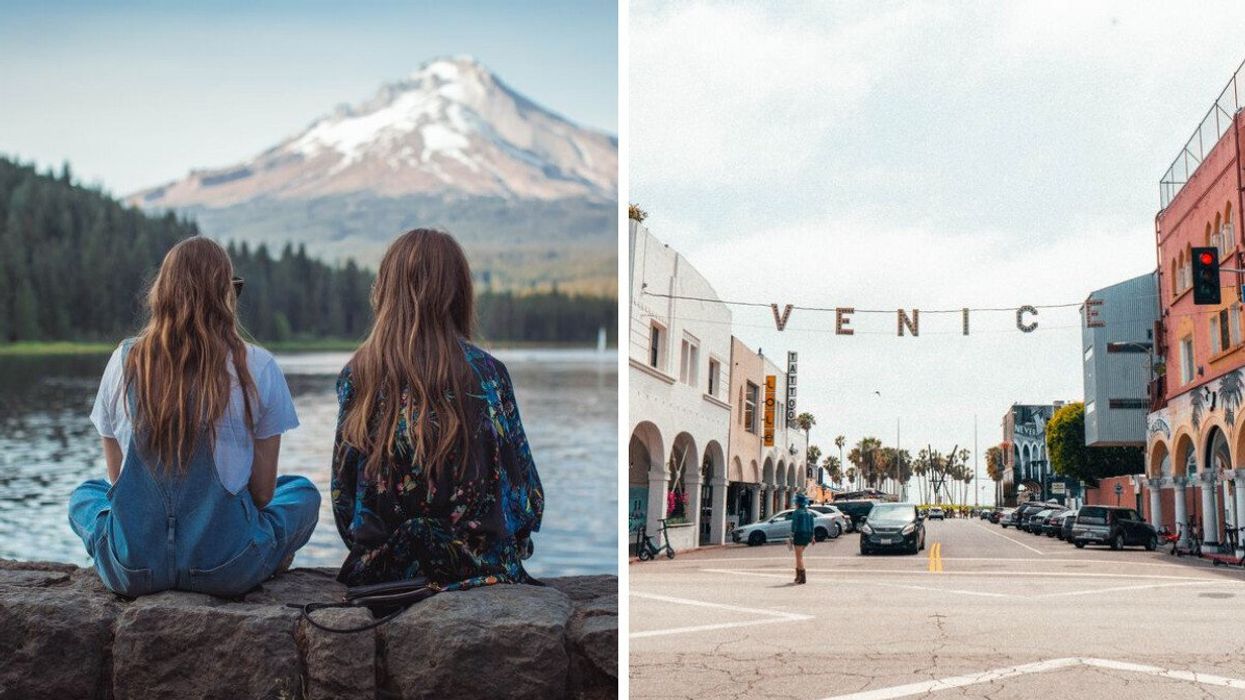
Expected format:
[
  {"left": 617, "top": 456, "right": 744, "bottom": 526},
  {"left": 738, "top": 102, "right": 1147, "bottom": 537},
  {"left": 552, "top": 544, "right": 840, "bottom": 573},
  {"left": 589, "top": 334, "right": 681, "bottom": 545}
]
[{"left": 330, "top": 229, "right": 543, "bottom": 590}]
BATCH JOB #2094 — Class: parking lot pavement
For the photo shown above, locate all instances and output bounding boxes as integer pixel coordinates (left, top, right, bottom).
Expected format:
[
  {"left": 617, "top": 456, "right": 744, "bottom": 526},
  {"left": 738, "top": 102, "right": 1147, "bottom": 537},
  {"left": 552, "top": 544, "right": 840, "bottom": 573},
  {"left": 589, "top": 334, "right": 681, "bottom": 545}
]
[{"left": 629, "top": 518, "right": 1245, "bottom": 699}]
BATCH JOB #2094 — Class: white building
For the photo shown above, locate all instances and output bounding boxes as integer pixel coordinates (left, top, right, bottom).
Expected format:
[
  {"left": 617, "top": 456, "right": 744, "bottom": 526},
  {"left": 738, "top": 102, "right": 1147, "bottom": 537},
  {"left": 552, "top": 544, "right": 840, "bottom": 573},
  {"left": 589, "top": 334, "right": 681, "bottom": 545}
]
[{"left": 628, "top": 220, "right": 733, "bottom": 552}]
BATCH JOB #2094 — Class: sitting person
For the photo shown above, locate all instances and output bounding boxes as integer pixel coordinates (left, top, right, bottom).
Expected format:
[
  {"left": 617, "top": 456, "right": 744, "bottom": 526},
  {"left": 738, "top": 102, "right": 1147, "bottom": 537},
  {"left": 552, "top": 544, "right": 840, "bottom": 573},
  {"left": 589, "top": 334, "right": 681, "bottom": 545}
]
[
  {"left": 331, "top": 228, "right": 543, "bottom": 590},
  {"left": 68, "top": 237, "right": 319, "bottom": 597}
]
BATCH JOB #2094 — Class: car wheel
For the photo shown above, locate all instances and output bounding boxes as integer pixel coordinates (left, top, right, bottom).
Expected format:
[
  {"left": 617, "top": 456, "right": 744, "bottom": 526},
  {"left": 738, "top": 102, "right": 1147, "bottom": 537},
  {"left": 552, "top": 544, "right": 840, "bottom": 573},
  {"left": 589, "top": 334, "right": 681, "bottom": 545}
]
[
  {"left": 1110, "top": 533, "right": 1124, "bottom": 551},
  {"left": 1146, "top": 534, "right": 1157, "bottom": 552},
  {"left": 832, "top": 522, "right": 843, "bottom": 539},
  {"left": 859, "top": 543, "right": 869, "bottom": 556},
  {"left": 1075, "top": 541, "right": 1086, "bottom": 549},
  {"left": 748, "top": 531, "right": 765, "bottom": 547},
  {"left": 815, "top": 528, "right": 828, "bottom": 543}
]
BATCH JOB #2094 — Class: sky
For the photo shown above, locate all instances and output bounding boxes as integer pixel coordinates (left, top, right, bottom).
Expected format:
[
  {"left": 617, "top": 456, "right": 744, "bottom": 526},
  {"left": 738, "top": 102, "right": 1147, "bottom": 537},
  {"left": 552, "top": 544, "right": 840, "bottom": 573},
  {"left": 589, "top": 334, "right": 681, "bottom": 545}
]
[
  {"left": 0, "top": 0, "right": 617, "bottom": 195},
  {"left": 630, "top": 0, "right": 1245, "bottom": 503}
]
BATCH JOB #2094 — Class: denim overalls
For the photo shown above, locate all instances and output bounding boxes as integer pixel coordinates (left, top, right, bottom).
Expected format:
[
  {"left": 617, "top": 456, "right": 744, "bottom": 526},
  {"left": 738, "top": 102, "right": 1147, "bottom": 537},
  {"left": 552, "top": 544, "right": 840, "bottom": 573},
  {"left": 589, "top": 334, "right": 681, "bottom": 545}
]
[{"left": 68, "top": 345, "right": 320, "bottom": 597}]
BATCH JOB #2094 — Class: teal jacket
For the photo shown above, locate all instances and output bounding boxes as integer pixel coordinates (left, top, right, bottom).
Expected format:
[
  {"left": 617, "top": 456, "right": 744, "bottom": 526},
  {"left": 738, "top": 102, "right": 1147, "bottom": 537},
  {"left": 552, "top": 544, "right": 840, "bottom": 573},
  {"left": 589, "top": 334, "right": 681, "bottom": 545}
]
[{"left": 792, "top": 507, "right": 815, "bottom": 537}]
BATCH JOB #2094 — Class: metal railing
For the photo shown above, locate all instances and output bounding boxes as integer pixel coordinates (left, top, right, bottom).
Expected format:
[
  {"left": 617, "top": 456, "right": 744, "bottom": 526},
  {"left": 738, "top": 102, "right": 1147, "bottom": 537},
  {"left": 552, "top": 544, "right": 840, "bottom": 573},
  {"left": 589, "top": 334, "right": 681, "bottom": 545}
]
[{"left": 1160, "top": 58, "right": 1245, "bottom": 209}]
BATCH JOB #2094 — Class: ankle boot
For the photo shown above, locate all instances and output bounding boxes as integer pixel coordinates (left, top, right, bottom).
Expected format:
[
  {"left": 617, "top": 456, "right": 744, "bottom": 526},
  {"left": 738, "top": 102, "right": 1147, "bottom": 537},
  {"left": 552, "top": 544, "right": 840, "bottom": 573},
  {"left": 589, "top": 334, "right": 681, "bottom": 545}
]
[
  {"left": 797, "top": 568, "right": 806, "bottom": 584},
  {"left": 793, "top": 568, "right": 801, "bottom": 583}
]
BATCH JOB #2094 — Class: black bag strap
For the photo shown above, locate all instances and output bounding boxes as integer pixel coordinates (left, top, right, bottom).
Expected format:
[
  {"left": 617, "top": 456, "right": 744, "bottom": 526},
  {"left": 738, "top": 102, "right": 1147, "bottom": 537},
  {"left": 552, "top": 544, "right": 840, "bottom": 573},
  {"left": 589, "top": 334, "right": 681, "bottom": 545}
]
[{"left": 287, "top": 580, "right": 441, "bottom": 634}]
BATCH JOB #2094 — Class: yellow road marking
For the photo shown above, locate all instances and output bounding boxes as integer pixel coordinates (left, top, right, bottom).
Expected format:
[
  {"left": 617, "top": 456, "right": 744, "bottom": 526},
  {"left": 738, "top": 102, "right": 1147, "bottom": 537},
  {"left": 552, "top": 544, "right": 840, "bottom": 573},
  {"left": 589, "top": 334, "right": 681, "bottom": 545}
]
[{"left": 927, "top": 541, "right": 943, "bottom": 573}]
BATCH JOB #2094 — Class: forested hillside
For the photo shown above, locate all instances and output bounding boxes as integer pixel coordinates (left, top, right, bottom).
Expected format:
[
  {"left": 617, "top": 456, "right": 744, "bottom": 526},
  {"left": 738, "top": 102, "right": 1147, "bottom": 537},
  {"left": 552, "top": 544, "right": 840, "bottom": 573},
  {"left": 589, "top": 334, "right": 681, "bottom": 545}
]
[{"left": 0, "top": 158, "right": 615, "bottom": 346}]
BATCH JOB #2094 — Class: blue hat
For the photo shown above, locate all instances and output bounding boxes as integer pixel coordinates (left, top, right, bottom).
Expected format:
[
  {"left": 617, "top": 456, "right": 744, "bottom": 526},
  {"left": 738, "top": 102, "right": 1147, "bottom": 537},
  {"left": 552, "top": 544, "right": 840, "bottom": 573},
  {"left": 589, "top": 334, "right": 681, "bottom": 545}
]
[{"left": 795, "top": 493, "right": 809, "bottom": 506}]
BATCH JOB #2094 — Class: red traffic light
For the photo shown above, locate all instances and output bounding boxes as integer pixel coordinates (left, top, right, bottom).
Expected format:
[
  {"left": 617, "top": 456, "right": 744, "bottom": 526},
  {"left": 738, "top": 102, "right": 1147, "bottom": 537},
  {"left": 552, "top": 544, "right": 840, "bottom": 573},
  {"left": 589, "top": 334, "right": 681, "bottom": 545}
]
[{"left": 1200, "top": 251, "right": 1215, "bottom": 265}]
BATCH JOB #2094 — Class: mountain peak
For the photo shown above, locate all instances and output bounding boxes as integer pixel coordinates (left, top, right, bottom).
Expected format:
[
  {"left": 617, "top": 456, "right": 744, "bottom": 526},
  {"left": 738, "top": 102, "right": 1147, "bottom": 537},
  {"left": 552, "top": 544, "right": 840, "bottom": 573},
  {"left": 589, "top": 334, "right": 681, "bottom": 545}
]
[{"left": 130, "top": 59, "right": 616, "bottom": 208}]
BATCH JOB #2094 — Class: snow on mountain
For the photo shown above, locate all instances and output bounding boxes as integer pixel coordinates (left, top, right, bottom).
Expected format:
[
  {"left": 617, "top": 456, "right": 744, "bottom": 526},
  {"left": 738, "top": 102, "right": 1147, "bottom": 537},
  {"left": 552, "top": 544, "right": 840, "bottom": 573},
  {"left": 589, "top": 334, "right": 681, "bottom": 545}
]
[{"left": 130, "top": 56, "right": 617, "bottom": 208}]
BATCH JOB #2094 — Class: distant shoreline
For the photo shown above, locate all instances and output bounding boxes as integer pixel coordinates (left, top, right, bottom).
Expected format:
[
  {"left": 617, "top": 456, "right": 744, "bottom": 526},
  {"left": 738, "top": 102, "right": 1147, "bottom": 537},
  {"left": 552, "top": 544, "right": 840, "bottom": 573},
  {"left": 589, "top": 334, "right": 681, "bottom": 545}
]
[{"left": 0, "top": 339, "right": 616, "bottom": 357}]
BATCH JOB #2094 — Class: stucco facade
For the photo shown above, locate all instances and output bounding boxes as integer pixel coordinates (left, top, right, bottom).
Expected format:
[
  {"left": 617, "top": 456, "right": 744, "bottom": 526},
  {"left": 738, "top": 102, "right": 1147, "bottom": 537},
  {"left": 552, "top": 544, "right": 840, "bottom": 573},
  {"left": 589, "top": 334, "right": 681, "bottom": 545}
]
[
  {"left": 1145, "top": 77, "right": 1245, "bottom": 552},
  {"left": 628, "top": 220, "right": 732, "bottom": 552}
]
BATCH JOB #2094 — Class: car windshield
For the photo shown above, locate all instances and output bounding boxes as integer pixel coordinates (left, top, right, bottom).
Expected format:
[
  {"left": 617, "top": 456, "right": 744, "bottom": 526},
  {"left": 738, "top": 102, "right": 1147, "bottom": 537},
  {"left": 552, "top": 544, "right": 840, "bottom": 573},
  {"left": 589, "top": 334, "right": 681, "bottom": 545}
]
[
  {"left": 1033, "top": 509, "right": 1052, "bottom": 518},
  {"left": 1079, "top": 507, "right": 1108, "bottom": 525},
  {"left": 868, "top": 504, "right": 915, "bottom": 524}
]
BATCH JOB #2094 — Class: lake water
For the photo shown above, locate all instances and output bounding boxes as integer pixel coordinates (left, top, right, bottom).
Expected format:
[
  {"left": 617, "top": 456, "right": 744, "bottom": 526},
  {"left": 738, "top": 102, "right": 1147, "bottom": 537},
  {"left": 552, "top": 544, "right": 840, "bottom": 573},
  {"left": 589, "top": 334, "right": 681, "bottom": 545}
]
[{"left": 0, "top": 348, "right": 617, "bottom": 578}]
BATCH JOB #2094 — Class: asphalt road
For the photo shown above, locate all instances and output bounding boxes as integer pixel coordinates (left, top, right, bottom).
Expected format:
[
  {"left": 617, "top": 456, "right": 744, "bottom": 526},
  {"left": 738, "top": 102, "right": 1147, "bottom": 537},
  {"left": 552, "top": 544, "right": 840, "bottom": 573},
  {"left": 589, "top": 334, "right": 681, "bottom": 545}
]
[{"left": 629, "top": 517, "right": 1245, "bottom": 699}]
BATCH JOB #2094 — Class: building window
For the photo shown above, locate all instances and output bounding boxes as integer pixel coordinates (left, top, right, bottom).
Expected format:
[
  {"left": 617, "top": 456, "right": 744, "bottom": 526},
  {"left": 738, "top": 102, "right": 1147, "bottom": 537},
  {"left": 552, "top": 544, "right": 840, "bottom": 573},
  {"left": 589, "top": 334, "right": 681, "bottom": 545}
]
[
  {"left": 678, "top": 336, "right": 699, "bottom": 386},
  {"left": 1084, "top": 345, "right": 1093, "bottom": 362},
  {"left": 1180, "top": 335, "right": 1194, "bottom": 384},
  {"left": 1108, "top": 399, "right": 1149, "bottom": 410},
  {"left": 1211, "top": 314, "right": 1222, "bottom": 355},
  {"left": 744, "top": 381, "right": 759, "bottom": 434},
  {"left": 1086, "top": 400, "right": 1095, "bottom": 415},
  {"left": 648, "top": 322, "right": 665, "bottom": 370},
  {"left": 707, "top": 358, "right": 720, "bottom": 397},
  {"left": 1232, "top": 303, "right": 1242, "bottom": 347}
]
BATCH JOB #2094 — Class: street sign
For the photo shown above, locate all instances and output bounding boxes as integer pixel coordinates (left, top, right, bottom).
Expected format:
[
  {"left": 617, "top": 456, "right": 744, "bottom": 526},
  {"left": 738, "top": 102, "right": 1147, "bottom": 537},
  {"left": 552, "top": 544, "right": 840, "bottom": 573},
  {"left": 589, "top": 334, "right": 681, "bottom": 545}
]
[
  {"left": 1113, "top": 483, "right": 1124, "bottom": 495},
  {"left": 1051, "top": 482, "right": 1066, "bottom": 494}
]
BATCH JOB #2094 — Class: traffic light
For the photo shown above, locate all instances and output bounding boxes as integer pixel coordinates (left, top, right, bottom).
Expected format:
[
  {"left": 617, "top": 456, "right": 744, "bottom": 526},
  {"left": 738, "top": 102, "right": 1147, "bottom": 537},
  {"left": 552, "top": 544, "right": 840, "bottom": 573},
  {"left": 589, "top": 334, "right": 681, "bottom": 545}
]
[{"left": 1192, "top": 246, "right": 1221, "bottom": 305}]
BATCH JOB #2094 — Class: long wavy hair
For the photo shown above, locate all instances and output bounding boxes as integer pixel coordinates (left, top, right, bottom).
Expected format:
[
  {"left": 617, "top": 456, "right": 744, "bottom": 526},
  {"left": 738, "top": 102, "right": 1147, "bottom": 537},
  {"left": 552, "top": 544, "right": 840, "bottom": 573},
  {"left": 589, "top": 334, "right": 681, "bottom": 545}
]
[
  {"left": 124, "top": 237, "right": 256, "bottom": 472},
  {"left": 340, "top": 229, "right": 475, "bottom": 479}
]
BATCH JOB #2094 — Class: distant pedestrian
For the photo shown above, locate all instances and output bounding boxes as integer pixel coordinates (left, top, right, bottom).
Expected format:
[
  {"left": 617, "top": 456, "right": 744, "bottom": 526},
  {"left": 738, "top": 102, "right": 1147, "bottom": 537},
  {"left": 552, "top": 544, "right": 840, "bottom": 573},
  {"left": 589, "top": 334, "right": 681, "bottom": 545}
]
[{"left": 791, "top": 493, "right": 815, "bottom": 584}]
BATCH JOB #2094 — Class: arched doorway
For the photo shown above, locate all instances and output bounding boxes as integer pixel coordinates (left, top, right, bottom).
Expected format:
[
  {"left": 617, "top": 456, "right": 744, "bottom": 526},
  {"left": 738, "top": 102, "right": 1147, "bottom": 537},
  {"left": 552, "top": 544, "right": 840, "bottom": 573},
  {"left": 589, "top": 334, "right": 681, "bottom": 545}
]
[
  {"left": 700, "top": 441, "right": 726, "bottom": 545},
  {"left": 1203, "top": 427, "right": 1230, "bottom": 546},
  {"left": 629, "top": 422, "right": 664, "bottom": 546},
  {"left": 667, "top": 433, "right": 698, "bottom": 526}
]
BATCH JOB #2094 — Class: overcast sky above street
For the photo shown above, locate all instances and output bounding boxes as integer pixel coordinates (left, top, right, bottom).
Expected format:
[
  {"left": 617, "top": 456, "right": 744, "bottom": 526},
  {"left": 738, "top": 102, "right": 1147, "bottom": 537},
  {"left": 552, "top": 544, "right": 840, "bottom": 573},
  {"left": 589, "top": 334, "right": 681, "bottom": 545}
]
[
  {"left": 0, "top": 0, "right": 617, "bottom": 196},
  {"left": 631, "top": 0, "right": 1245, "bottom": 499}
]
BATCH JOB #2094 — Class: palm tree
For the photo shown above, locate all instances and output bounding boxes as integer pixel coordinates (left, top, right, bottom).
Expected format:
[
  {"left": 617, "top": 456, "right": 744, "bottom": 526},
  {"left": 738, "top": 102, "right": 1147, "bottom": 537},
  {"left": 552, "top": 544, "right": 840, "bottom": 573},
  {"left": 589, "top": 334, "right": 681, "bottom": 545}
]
[
  {"left": 795, "top": 412, "right": 816, "bottom": 479},
  {"left": 807, "top": 444, "right": 822, "bottom": 483},
  {"left": 844, "top": 466, "right": 857, "bottom": 488},
  {"left": 848, "top": 437, "right": 882, "bottom": 489},
  {"left": 834, "top": 434, "right": 846, "bottom": 484},
  {"left": 823, "top": 455, "right": 843, "bottom": 486}
]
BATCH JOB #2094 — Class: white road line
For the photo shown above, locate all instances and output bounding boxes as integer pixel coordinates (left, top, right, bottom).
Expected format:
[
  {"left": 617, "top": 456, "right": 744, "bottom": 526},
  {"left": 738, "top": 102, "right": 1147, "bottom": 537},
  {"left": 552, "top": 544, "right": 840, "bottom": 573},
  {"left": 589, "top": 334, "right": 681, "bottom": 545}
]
[
  {"left": 820, "top": 657, "right": 1245, "bottom": 699},
  {"left": 646, "top": 554, "right": 1204, "bottom": 569},
  {"left": 708, "top": 567, "right": 1227, "bottom": 583},
  {"left": 821, "top": 657, "right": 1082, "bottom": 699},
  {"left": 700, "top": 569, "right": 1017, "bottom": 599},
  {"left": 629, "top": 591, "right": 813, "bottom": 639},
  {"left": 1035, "top": 580, "right": 1215, "bottom": 598},
  {"left": 970, "top": 521, "right": 1046, "bottom": 555}
]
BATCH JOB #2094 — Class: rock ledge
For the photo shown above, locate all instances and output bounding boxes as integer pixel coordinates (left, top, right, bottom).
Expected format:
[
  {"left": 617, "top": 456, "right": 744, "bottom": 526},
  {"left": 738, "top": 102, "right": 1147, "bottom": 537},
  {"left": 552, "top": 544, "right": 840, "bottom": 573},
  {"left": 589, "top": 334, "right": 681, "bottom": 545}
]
[{"left": 0, "top": 559, "right": 616, "bottom": 699}]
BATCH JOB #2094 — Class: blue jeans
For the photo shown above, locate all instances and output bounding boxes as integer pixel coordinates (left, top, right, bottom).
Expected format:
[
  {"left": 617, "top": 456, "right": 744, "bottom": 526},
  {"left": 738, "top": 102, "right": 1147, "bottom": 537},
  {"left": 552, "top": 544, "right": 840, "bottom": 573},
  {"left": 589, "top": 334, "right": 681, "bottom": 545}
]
[{"left": 69, "top": 472, "right": 321, "bottom": 597}]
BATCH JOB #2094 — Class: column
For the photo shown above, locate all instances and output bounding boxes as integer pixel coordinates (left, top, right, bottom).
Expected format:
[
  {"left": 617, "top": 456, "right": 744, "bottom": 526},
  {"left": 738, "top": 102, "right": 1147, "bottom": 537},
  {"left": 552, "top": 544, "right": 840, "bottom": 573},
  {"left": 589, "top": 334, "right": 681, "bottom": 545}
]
[
  {"left": 751, "top": 487, "right": 762, "bottom": 523},
  {"left": 1173, "top": 477, "right": 1189, "bottom": 546},
  {"left": 1201, "top": 471, "right": 1221, "bottom": 547},
  {"left": 784, "top": 487, "right": 793, "bottom": 510},
  {"left": 1147, "top": 478, "right": 1163, "bottom": 529},
  {"left": 685, "top": 469, "right": 703, "bottom": 549},
  {"left": 646, "top": 464, "right": 667, "bottom": 534},
  {"left": 711, "top": 476, "right": 729, "bottom": 545},
  {"left": 1232, "top": 469, "right": 1245, "bottom": 555}
]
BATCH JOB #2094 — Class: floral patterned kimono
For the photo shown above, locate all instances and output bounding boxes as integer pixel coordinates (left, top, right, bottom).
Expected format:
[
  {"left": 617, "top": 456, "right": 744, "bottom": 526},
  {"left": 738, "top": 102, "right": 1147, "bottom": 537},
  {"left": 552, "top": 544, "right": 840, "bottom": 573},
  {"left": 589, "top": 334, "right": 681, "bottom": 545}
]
[{"left": 330, "top": 341, "right": 544, "bottom": 590}]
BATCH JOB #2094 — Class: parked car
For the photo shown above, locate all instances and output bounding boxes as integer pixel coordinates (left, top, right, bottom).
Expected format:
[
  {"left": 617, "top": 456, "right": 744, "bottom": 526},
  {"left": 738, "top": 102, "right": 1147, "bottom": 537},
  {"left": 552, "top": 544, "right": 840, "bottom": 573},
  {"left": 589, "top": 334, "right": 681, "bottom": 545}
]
[
  {"left": 989, "top": 509, "right": 1011, "bottom": 524},
  {"left": 859, "top": 502, "right": 926, "bottom": 555},
  {"left": 927, "top": 507, "right": 945, "bottom": 520},
  {"left": 1007, "top": 501, "right": 1059, "bottom": 530},
  {"left": 807, "top": 505, "right": 849, "bottom": 539},
  {"left": 831, "top": 500, "right": 877, "bottom": 533},
  {"left": 1071, "top": 506, "right": 1158, "bottom": 551},
  {"left": 1025, "top": 508, "right": 1055, "bottom": 534},
  {"left": 1058, "top": 509, "right": 1079, "bottom": 540},
  {"left": 732, "top": 508, "right": 844, "bottom": 546},
  {"left": 1041, "top": 508, "right": 1068, "bottom": 537}
]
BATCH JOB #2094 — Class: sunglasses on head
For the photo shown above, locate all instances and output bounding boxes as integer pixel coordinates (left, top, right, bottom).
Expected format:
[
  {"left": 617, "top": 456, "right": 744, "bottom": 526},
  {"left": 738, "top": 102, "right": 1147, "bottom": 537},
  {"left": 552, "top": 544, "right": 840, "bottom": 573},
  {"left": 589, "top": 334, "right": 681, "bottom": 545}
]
[{"left": 232, "top": 276, "right": 245, "bottom": 298}]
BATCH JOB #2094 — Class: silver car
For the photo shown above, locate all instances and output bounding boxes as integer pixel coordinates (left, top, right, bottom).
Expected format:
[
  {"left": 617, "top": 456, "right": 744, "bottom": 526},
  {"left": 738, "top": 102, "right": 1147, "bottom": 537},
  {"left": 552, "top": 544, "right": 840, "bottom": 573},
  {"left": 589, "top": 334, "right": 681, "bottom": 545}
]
[{"left": 732, "top": 508, "right": 846, "bottom": 546}]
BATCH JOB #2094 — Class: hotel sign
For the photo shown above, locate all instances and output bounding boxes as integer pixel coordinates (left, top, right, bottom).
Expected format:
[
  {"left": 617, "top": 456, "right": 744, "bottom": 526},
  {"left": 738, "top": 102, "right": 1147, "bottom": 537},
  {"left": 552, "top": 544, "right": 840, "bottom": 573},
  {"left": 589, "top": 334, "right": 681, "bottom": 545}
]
[
  {"left": 786, "top": 352, "right": 798, "bottom": 421},
  {"left": 763, "top": 375, "right": 776, "bottom": 447}
]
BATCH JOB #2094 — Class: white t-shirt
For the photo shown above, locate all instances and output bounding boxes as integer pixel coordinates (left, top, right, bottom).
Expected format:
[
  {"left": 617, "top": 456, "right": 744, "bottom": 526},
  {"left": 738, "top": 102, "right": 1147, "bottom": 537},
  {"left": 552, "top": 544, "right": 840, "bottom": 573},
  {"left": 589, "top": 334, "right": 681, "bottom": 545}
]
[{"left": 90, "top": 341, "right": 300, "bottom": 494}]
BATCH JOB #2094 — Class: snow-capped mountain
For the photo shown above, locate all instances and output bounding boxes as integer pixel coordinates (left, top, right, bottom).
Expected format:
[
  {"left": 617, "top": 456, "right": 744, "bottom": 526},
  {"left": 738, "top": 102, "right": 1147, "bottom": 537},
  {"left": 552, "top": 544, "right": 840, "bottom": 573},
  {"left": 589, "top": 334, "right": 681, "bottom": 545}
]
[
  {"left": 127, "top": 57, "right": 618, "bottom": 293},
  {"left": 131, "top": 56, "right": 617, "bottom": 208}
]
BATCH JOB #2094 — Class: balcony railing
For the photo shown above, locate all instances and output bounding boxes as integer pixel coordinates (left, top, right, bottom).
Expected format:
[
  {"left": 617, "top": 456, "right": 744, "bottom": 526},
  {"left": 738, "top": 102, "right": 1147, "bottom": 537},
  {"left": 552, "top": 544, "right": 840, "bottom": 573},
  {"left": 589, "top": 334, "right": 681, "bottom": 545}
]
[{"left": 1160, "top": 58, "right": 1245, "bottom": 209}]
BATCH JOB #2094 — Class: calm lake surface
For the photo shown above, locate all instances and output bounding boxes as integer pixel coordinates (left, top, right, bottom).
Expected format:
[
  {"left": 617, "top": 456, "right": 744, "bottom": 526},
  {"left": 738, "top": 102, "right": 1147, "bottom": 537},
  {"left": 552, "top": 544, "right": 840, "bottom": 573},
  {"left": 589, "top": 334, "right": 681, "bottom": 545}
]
[{"left": 0, "top": 348, "right": 617, "bottom": 577}]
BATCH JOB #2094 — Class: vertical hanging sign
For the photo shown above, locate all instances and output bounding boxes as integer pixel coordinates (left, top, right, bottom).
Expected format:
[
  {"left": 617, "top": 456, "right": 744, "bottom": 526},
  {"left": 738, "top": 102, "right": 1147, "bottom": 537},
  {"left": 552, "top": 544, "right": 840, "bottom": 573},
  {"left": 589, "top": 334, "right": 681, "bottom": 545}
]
[
  {"left": 786, "top": 351, "right": 798, "bottom": 422},
  {"left": 764, "top": 375, "right": 777, "bottom": 447}
]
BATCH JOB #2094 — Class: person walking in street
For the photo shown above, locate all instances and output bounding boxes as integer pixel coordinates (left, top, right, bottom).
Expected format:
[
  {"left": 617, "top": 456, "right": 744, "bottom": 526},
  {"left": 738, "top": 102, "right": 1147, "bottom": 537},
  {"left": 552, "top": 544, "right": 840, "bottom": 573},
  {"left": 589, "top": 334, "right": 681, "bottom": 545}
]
[{"left": 791, "top": 493, "right": 815, "bottom": 584}]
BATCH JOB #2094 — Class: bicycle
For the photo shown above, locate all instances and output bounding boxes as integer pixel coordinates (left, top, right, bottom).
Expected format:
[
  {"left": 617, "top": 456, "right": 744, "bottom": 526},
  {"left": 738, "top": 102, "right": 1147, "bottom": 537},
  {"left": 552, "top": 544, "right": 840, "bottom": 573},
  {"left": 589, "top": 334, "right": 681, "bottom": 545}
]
[
  {"left": 636, "top": 519, "right": 676, "bottom": 561},
  {"left": 1209, "top": 526, "right": 1245, "bottom": 568}
]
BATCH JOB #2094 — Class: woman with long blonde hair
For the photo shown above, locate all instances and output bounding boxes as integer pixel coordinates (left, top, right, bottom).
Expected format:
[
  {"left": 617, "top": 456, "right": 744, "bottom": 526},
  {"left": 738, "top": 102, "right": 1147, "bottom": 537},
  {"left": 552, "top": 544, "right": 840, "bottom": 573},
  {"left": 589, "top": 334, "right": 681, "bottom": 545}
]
[
  {"left": 331, "top": 228, "right": 543, "bottom": 589},
  {"left": 68, "top": 236, "right": 319, "bottom": 597}
]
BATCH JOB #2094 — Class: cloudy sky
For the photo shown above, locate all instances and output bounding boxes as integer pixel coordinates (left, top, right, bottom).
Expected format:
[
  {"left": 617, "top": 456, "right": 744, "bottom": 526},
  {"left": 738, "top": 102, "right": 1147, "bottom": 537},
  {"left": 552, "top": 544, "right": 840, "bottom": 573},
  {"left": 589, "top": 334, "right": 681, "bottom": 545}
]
[
  {"left": 0, "top": 0, "right": 617, "bottom": 195},
  {"left": 631, "top": 1, "right": 1245, "bottom": 501}
]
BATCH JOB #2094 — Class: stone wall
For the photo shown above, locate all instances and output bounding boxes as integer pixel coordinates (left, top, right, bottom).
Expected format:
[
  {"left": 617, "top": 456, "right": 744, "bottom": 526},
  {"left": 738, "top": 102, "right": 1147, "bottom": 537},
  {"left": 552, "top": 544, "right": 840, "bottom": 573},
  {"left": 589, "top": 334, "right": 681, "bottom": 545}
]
[{"left": 0, "top": 559, "right": 616, "bottom": 699}]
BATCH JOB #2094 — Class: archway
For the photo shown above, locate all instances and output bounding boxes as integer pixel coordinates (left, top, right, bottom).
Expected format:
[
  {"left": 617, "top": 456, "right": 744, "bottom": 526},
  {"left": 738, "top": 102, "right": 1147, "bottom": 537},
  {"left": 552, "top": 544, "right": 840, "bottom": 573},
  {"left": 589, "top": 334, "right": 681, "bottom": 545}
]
[
  {"left": 1147, "top": 440, "right": 1170, "bottom": 480},
  {"left": 700, "top": 441, "right": 726, "bottom": 545},
  {"left": 761, "top": 458, "right": 775, "bottom": 519},
  {"left": 1202, "top": 426, "right": 1231, "bottom": 546},
  {"left": 667, "top": 432, "right": 698, "bottom": 525},
  {"left": 629, "top": 422, "right": 664, "bottom": 542}
]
